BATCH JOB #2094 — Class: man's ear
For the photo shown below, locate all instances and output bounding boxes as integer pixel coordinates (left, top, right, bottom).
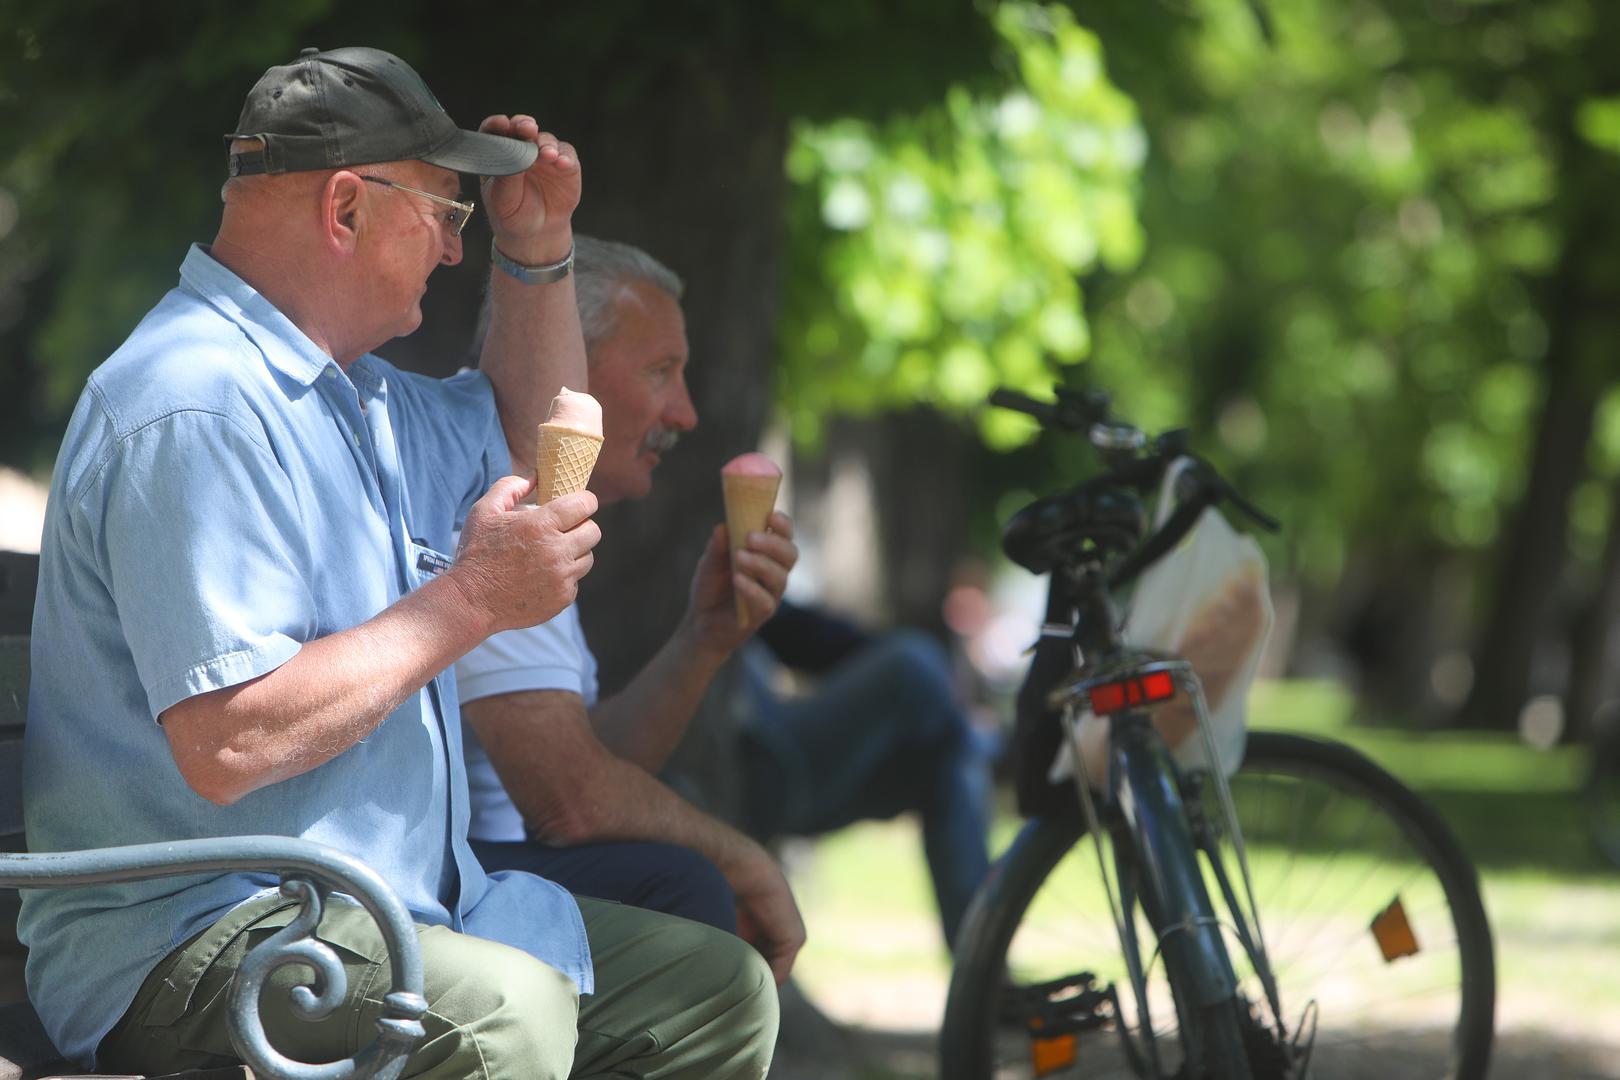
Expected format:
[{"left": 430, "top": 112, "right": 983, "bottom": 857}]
[{"left": 322, "top": 171, "right": 365, "bottom": 256}]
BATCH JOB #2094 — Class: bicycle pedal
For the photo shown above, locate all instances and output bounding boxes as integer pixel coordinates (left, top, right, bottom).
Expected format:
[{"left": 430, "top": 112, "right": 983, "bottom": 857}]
[
  {"left": 1023, "top": 979, "right": 1126, "bottom": 1078},
  {"left": 1001, "top": 972, "right": 1119, "bottom": 1035}
]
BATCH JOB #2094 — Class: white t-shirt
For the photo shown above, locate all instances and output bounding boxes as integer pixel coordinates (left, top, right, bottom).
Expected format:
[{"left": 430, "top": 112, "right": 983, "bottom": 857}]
[{"left": 455, "top": 602, "right": 599, "bottom": 842}]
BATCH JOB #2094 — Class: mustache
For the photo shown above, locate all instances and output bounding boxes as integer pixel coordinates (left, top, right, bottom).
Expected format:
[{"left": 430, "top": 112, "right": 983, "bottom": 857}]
[{"left": 639, "top": 427, "right": 681, "bottom": 455}]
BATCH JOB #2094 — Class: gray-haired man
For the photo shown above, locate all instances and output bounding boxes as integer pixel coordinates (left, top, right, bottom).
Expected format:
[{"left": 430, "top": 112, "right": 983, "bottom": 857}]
[{"left": 457, "top": 237, "right": 808, "bottom": 983}]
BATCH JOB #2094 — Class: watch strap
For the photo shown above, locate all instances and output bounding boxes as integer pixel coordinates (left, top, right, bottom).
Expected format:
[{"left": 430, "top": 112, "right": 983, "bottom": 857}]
[{"left": 490, "top": 239, "right": 575, "bottom": 285}]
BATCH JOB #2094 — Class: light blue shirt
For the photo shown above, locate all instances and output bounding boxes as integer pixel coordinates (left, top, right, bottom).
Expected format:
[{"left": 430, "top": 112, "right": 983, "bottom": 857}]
[{"left": 20, "top": 245, "right": 591, "bottom": 1067}]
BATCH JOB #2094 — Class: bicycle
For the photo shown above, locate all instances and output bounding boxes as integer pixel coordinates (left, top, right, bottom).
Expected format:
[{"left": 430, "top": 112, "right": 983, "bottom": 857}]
[{"left": 940, "top": 387, "right": 1496, "bottom": 1079}]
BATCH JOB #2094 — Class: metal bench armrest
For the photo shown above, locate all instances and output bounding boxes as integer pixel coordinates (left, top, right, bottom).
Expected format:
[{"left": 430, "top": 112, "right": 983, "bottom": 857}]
[{"left": 0, "top": 837, "right": 426, "bottom": 1080}]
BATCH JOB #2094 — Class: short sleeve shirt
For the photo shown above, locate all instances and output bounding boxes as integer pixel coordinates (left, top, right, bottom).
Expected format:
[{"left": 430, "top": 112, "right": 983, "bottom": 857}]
[
  {"left": 20, "top": 246, "right": 592, "bottom": 1067},
  {"left": 455, "top": 604, "right": 600, "bottom": 842}
]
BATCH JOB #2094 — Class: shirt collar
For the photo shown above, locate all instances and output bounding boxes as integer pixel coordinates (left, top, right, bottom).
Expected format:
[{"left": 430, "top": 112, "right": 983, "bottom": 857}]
[
  {"left": 178, "top": 244, "right": 339, "bottom": 388},
  {"left": 348, "top": 354, "right": 386, "bottom": 400}
]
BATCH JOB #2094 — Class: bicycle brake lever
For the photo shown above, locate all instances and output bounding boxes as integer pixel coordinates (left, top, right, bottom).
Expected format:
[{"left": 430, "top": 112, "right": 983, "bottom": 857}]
[{"left": 1222, "top": 483, "right": 1281, "bottom": 533}]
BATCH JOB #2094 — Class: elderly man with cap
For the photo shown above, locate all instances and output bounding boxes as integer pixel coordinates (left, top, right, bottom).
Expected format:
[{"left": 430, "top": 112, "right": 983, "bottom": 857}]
[{"left": 19, "top": 47, "right": 776, "bottom": 1080}]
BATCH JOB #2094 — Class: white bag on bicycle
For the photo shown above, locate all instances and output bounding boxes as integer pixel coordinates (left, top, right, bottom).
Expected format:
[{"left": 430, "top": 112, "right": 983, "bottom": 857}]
[{"left": 1051, "top": 458, "right": 1273, "bottom": 786}]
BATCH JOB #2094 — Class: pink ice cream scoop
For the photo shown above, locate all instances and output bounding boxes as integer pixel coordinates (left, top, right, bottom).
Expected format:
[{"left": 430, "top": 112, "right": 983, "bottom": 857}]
[
  {"left": 720, "top": 452, "right": 783, "bottom": 626},
  {"left": 721, "top": 451, "right": 782, "bottom": 479},
  {"left": 543, "top": 386, "right": 603, "bottom": 436}
]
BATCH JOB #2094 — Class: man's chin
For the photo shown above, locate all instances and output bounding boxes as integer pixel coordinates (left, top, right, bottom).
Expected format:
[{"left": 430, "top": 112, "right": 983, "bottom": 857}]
[
  {"left": 626, "top": 459, "right": 660, "bottom": 501},
  {"left": 384, "top": 307, "right": 424, "bottom": 344}
]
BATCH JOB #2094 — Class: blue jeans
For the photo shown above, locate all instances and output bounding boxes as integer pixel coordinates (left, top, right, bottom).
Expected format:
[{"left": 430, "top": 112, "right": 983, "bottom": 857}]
[
  {"left": 470, "top": 839, "right": 738, "bottom": 934},
  {"left": 738, "top": 631, "right": 993, "bottom": 948}
]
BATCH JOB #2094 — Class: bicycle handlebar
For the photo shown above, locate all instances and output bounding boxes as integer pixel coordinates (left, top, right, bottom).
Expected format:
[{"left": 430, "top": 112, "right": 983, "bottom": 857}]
[
  {"left": 989, "top": 387, "right": 1115, "bottom": 434},
  {"left": 991, "top": 386, "right": 1279, "bottom": 587}
]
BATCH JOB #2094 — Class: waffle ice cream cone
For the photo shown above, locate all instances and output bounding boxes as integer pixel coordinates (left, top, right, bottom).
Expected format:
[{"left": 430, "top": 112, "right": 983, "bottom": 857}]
[
  {"left": 535, "top": 424, "right": 604, "bottom": 504},
  {"left": 722, "top": 461, "right": 782, "bottom": 626},
  {"left": 532, "top": 388, "right": 604, "bottom": 505}
]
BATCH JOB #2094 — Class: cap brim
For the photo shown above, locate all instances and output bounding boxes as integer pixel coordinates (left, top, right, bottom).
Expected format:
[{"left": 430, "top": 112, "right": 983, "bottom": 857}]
[{"left": 422, "top": 129, "right": 539, "bottom": 176}]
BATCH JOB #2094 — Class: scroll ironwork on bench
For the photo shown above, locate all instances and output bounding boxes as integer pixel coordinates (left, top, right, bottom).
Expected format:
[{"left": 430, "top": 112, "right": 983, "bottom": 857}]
[{"left": 0, "top": 836, "right": 427, "bottom": 1080}]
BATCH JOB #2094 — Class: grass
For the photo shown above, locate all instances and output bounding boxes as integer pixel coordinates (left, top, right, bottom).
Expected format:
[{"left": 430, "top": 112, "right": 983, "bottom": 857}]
[
  {"left": 781, "top": 677, "right": 1620, "bottom": 1077},
  {"left": 1249, "top": 680, "right": 1607, "bottom": 877}
]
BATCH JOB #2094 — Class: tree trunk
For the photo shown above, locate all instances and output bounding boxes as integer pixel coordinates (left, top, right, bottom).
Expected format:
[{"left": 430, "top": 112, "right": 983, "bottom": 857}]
[
  {"left": 1459, "top": 212, "right": 1611, "bottom": 730},
  {"left": 790, "top": 410, "right": 975, "bottom": 636},
  {"left": 1339, "top": 547, "right": 1473, "bottom": 720},
  {"left": 1458, "top": 340, "right": 1597, "bottom": 730},
  {"left": 866, "top": 408, "right": 975, "bottom": 638},
  {"left": 568, "top": 65, "right": 789, "bottom": 694},
  {"left": 1565, "top": 477, "right": 1620, "bottom": 743},
  {"left": 1456, "top": 19, "right": 1620, "bottom": 731}
]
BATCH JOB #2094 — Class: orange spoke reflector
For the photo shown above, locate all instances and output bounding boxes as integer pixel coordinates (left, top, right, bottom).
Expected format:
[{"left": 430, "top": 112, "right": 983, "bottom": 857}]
[
  {"left": 1371, "top": 896, "right": 1420, "bottom": 962},
  {"left": 1030, "top": 1032, "right": 1079, "bottom": 1075},
  {"left": 1088, "top": 670, "right": 1177, "bottom": 715}
]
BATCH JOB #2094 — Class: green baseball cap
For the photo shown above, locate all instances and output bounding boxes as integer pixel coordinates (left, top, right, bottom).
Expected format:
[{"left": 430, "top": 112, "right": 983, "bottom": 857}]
[{"left": 226, "top": 46, "right": 539, "bottom": 178}]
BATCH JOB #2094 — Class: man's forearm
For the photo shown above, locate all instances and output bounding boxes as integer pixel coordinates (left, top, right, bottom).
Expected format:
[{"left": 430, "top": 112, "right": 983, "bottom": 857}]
[
  {"left": 590, "top": 626, "right": 730, "bottom": 772},
  {"left": 479, "top": 226, "right": 587, "bottom": 475},
  {"left": 162, "top": 571, "right": 491, "bottom": 806},
  {"left": 540, "top": 748, "right": 769, "bottom": 880},
  {"left": 467, "top": 688, "right": 765, "bottom": 875},
  {"left": 468, "top": 684, "right": 806, "bottom": 981}
]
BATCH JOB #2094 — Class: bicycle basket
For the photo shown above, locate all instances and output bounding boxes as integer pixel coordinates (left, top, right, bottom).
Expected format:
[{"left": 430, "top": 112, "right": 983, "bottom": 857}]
[
  {"left": 1013, "top": 460, "right": 1274, "bottom": 815},
  {"left": 1122, "top": 458, "right": 1273, "bottom": 776}
]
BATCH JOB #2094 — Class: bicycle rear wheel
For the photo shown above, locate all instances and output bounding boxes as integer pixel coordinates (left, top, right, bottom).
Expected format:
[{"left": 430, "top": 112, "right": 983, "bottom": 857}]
[{"left": 941, "top": 730, "right": 1495, "bottom": 1079}]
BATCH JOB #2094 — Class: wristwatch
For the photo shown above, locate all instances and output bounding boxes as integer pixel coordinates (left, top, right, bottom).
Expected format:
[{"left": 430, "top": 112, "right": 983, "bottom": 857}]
[{"left": 490, "top": 239, "right": 575, "bottom": 285}]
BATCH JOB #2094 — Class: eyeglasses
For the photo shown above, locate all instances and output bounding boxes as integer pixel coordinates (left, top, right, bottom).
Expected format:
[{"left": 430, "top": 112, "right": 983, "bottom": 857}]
[{"left": 359, "top": 175, "right": 475, "bottom": 235}]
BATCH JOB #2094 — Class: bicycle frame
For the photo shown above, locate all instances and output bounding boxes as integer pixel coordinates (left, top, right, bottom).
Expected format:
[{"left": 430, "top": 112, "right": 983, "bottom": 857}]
[{"left": 1045, "top": 569, "right": 1291, "bottom": 1074}]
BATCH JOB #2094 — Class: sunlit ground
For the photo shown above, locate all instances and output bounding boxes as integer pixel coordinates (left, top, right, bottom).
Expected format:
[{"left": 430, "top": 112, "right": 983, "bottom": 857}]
[{"left": 780, "top": 680, "right": 1620, "bottom": 1079}]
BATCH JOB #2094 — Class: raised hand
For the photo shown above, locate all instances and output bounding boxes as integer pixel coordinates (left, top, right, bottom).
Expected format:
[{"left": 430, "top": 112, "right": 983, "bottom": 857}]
[
  {"left": 683, "top": 511, "right": 798, "bottom": 657},
  {"left": 451, "top": 476, "right": 600, "bottom": 634},
  {"left": 477, "top": 114, "right": 580, "bottom": 265}
]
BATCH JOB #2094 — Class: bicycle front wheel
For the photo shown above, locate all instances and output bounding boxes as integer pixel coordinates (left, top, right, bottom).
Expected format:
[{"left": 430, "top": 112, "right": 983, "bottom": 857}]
[{"left": 941, "top": 730, "right": 1495, "bottom": 1079}]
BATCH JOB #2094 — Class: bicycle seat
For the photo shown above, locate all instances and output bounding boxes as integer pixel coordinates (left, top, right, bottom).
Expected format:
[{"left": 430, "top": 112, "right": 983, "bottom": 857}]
[{"left": 1001, "top": 484, "right": 1145, "bottom": 574}]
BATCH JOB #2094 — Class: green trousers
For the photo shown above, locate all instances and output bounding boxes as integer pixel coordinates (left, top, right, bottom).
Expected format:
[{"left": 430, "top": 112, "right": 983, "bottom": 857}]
[{"left": 99, "top": 892, "right": 778, "bottom": 1079}]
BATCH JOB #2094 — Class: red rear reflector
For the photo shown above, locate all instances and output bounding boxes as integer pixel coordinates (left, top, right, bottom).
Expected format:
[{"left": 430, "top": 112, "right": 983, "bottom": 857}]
[
  {"left": 1087, "top": 672, "right": 1177, "bottom": 715},
  {"left": 1089, "top": 682, "right": 1126, "bottom": 713},
  {"left": 1142, "top": 671, "right": 1175, "bottom": 701}
]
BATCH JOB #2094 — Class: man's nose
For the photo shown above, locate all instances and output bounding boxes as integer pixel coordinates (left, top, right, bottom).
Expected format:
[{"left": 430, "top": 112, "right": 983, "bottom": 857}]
[{"left": 667, "top": 381, "right": 698, "bottom": 431}]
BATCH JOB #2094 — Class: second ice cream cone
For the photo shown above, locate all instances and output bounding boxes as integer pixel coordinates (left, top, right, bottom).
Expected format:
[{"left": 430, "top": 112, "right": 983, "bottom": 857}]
[
  {"left": 723, "top": 472, "right": 781, "bottom": 626},
  {"left": 535, "top": 424, "right": 603, "bottom": 504}
]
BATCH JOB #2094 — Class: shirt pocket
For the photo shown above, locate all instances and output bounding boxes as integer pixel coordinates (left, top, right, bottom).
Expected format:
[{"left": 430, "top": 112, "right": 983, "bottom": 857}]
[{"left": 406, "top": 539, "right": 452, "bottom": 592}]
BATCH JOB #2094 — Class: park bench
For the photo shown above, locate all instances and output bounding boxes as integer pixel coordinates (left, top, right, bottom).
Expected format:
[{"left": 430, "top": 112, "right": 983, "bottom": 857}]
[{"left": 0, "top": 550, "right": 427, "bottom": 1080}]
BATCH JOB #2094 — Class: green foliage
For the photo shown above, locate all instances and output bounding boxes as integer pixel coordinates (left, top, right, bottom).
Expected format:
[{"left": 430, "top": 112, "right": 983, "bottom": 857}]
[
  {"left": 1576, "top": 95, "right": 1620, "bottom": 157},
  {"left": 1063, "top": 0, "right": 1620, "bottom": 585},
  {"left": 0, "top": 0, "right": 344, "bottom": 466},
  {"left": 777, "top": 3, "right": 1145, "bottom": 448},
  {"left": 773, "top": 0, "right": 1620, "bottom": 596}
]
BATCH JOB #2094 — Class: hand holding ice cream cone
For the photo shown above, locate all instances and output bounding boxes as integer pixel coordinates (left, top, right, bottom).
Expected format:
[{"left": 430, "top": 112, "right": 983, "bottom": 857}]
[{"left": 721, "top": 452, "right": 783, "bottom": 627}]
